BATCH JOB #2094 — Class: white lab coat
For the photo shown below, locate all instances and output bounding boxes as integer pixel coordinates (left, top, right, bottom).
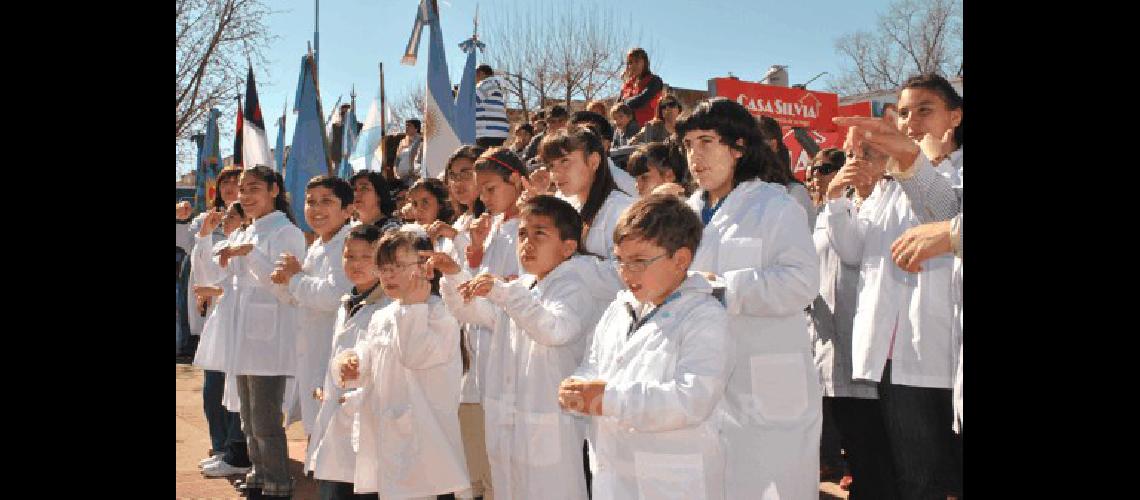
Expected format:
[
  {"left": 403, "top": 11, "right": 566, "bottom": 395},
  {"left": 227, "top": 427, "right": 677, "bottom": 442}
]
[
  {"left": 341, "top": 296, "right": 469, "bottom": 497},
  {"left": 571, "top": 274, "right": 733, "bottom": 500},
  {"left": 462, "top": 214, "right": 522, "bottom": 403},
  {"left": 225, "top": 211, "right": 308, "bottom": 376},
  {"left": 306, "top": 285, "right": 392, "bottom": 481},
  {"left": 823, "top": 181, "right": 957, "bottom": 389},
  {"left": 558, "top": 189, "right": 636, "bottom": 258},
  {"left": 952, "top": 255, "right": 963, "bottom": 433},
  {"left": 440, "top": 255, "right": 622, "bottom": 500},
  {"left": 786, "top": 183, "right": 817, "bottom": 231},
  {"left": 192, "top": 227, "right": 243, "bottom": 372},
  {"left": 185, "top": 213, "right": 220, "bottom": 335},
  {"left": 686, "top": 180, "right": 822, "bottom": 500},
  {"left": 285, "top": 223, "right": 354, "bottom": 435},
  {"left": 810, "top": 208, "right": 878, "bottom": 400}
]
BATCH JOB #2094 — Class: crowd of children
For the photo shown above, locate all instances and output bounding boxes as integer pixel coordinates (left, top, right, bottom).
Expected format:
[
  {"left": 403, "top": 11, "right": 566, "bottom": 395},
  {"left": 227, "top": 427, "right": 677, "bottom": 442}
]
[{"left": 177, "top": 70, "right": 963, "bottom": 500}]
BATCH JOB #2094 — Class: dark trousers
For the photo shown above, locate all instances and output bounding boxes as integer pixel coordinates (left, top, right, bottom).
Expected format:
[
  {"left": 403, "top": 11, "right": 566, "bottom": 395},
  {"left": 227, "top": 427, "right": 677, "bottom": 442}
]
[
  {"left": 879, "top": 361, "right": 963, "bottom": 499},
  {"left": 317, "top": 480, "right": 379, "bottom": 500},
  {"left": 176, "top": 256, "right": 192, "bottom": 354},
  {"left": 475, "top": 137, "right": 507, "bottom": 148},
  {"left": 237, "top": 375, "right": 293, "bottom": 497},
  {"left": 820, "top": 398, "right": 845, "bottom": 472},
  {"left": 829, "top": 396, "right": 900, "bottom": 500},
  {"left": 202, "top": 370, "right": 250, "bottom": 466}
]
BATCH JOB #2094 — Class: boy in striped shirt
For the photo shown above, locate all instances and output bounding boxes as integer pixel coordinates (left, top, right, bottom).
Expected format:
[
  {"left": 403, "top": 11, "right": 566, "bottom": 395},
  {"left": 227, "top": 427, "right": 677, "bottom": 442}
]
[{"left": 475, "top": 64, "right": 511, "bottom": 147}]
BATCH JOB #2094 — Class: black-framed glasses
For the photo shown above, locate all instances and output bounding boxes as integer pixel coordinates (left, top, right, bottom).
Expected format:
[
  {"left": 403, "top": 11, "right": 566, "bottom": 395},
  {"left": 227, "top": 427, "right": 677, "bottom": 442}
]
[{"left": 612, "top": 253, "right": 668, "bottom": 273}]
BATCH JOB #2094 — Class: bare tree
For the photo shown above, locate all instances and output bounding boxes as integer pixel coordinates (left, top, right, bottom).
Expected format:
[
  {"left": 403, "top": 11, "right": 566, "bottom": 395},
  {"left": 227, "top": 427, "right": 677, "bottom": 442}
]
[
  {"left": 483, "top": 1, "right": 646, "bottom": 119},
  {"left": 389, "top": 82, "right": 426, "bottom": 127},
  {"left": 828, "top": 0, "right": 962, "bottom": 95},
  {"left": 176, "top": 0, "right": 274, "bottom": 171}
]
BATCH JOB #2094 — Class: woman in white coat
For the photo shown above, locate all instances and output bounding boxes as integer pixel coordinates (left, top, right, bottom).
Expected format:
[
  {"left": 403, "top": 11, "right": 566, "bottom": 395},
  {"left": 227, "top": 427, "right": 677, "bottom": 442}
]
[
  {"left": 542, "top": 126, "right": 635, "bottom": 258},
  {"left": 832, "top": 73, "right": 963, "bottom": 499},
  {"left": 434, "top": 195, "right": 622, "bottom": 500},
  {"left": 219, "top": 165, "right": 308, "bottom": 500},
  {"left": 676, "top": 98, "right": 822, "bottom": 500},
  {"left": 332, "top": 229, "right": 469, "bottom": 499},
  {"left": 271, "top": 175, "right": 356, "bottom": 438}
]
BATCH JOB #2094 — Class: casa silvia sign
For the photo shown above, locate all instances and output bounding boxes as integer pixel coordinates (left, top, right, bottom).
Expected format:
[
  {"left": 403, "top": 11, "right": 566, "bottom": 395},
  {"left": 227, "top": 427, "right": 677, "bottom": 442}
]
[{"left": 708, "top": 77, "right": 840, "bottom": 132}]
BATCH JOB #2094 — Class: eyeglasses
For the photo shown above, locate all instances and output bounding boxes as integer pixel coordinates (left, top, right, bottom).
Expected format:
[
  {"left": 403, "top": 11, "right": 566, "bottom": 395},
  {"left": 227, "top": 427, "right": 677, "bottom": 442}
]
[
  {"left": 378, "top": 258, "right": 426, "bottom": 276},
  {"left": 612, "top": 253, "right": 668, "bottom": 273},
  {"left": 448, "top": 169, "right": 475, "bottom": 182}
]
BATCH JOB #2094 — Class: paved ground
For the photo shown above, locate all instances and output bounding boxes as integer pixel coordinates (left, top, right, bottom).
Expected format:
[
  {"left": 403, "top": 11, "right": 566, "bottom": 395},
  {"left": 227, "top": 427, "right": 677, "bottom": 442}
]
[{"left": 177, "top": 363, "right": 848, "bottom": 499}]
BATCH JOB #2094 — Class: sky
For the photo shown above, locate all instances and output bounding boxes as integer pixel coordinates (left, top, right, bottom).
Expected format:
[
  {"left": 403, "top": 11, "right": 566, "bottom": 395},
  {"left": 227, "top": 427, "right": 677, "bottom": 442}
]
[{"left": 177, "top": 0, "right": 895, "bottom": 178}]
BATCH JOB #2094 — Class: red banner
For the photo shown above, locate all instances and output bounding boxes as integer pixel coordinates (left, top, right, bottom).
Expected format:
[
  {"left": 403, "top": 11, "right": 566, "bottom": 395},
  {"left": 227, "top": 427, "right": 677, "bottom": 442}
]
[{"left": 710, "top": 77, "right": 841, "bottom": 131}]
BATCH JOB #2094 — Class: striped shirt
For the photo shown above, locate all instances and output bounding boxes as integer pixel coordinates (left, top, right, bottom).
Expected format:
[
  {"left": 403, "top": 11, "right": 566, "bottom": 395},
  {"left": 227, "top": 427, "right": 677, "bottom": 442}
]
[{"left": 475, "top": 76, "right": 510, "bottom": 140}]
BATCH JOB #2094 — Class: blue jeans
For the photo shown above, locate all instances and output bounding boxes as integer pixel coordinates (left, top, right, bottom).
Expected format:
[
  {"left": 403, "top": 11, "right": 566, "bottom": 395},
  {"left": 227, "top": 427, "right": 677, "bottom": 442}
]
[
  {"left": 176, "top": 256, "right": 192, "bottom": 354},
  {"left": 202, "top": 370, "right": 249, "bottom": 466}
]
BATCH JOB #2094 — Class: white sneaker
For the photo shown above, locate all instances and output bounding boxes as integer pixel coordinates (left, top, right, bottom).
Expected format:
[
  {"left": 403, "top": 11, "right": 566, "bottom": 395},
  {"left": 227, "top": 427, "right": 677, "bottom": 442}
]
[
  {"left": 201, "top": 460, "right": 251, "bottom": 477},
  {"left": 198, "top": 454, "right": 222, "bottom": 468}
]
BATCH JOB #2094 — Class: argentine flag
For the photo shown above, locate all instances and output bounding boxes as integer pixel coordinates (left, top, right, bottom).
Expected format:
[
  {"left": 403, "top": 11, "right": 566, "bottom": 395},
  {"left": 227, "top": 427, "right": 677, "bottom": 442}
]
[{"left": 349, "top": 90, "right": 384, "bottom": 172}]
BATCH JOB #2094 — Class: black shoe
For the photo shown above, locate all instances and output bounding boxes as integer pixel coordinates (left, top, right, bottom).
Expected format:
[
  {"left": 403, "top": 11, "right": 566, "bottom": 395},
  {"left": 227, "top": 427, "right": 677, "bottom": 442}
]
[{"left": 237, "top": 483, "right": 261, "bottom": 498}]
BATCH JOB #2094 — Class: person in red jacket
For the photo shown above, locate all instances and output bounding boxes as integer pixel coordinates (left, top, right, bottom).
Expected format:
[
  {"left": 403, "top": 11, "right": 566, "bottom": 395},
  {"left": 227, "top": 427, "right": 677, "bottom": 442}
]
[{"left": 620, "top": 48, "right": 663, "bottom": 127}]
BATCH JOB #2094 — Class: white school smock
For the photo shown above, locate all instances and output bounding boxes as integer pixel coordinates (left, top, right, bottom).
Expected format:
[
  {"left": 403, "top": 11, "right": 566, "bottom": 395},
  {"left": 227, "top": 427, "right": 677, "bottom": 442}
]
[
  {"left": 342, "top": 296, "right": 469, "bottom": 497},
  {"left": 558, "top": 189, "right": 636, "bottom": 258},
  {"left": 225, "top": 211, "right": 308, "bottom": 376},
  {"left": 185, "top": 213, "right": 221, "bottom": 335},
  {"left": 436, "top": 212, "right": 475, "bottom": 269},
  {"left": 286, "top": 223, "right": 354, "bottom": 435},
  {"left": 192, "top": 227, "right": 243, "bottom": 372},
  {"left": 786, "top": 182, "right": 817, "bottom": 231},
  {"left": 823, "top": 180, "right": 957, "bottom": 389},
  {"left": 306, "top": 285, "right": 392, "bottom": 480},
  {"left": 686, "top": 179, "right": 822, "bottom": 500},
  {"left": 810, "top": 207, "right": 878, "bottom": 400},
  {"left": 462, "top": 214, "right": 522, "bottom": 403},
  {"left": 571, "top": 274, "right": 733, "bottom": 500},
  {"left": 433, "top": 211, "right": 477, "bottom": 403},
  {"left": 440, "top": 255, "right": 621, "bottom": 500}
]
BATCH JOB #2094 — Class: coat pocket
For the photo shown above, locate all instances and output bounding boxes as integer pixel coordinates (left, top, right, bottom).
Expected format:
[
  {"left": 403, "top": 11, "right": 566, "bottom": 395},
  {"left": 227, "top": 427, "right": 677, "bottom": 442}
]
[
  {"left": 524, "top": 411, "right": 563, "bottom": 467},
  {"left": 717, "top": 237, "right": 763, "bottom": 273},
  {"left": 243, "top": 302, "right": 278, "bottom": 341},
  {"left": 380, "top": 404, "right": 418, "bottom": 479},
  {"left": 633, "top": 451, "right": 707, "bottom": 500},
  {"left": 748, "top": 353, "right": 810, "bottom": 424}
]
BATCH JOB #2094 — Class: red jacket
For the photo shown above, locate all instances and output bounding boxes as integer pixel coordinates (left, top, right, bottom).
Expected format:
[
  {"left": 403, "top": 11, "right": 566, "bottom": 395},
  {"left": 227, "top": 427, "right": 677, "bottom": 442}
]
[{"left": 620, "top": 73, "right": 664, "bottom": 126}]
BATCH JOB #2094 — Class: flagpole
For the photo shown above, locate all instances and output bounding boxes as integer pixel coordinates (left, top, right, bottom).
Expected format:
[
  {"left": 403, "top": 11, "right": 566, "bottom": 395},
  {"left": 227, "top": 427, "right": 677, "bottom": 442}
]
[{"left": 314, "top": 0, "right": 320, "bottom": 85}]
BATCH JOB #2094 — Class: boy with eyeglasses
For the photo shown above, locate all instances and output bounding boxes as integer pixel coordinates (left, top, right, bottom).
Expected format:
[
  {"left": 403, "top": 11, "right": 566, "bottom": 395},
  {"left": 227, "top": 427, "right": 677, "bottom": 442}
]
[{"left": 560, "top": 194, "right": 733, "bottom": 500}]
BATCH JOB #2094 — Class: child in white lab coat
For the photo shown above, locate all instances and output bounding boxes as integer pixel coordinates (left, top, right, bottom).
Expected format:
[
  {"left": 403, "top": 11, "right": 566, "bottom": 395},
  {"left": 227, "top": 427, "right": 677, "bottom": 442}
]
[
  {"left": 425, "top": 145, "right": 492, "bottom": 500},
  {"left": 431, "top": 194, "right": 622, "bottom": 500},
  {"left": 331, "top": 227, "right": 469, "bottom": 499},
  {"left": 307, "top": 224, "right": 390, "bottom": 500},
  {"left": 220, "top": 165, "right": 308, "bottom": 500},
  {"left": 271, "top": 175, "right": 356, "bottom": 439},
  {"left": 561, "top": 194, "right": 733, "bottom": 500}
]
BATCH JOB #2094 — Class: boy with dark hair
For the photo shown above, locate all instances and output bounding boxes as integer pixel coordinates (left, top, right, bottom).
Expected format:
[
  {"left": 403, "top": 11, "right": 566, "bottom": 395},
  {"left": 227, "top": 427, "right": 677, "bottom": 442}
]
[
  {"left": 523, "top": 104, "right": 570, "bottom": 162},
  {"left": 561, "top": 194, "right": 732, "bottom": 500},
  {"left": 269, "top": 175, "right": 356, "bottom": 443}
]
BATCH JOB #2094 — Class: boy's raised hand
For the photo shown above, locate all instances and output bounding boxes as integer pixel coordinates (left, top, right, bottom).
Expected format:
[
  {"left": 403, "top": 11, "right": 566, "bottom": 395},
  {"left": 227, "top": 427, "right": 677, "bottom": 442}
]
[
  {"left": 177, "top": 201, "right": 193, "bottom": 220},
  {"left": 457, "top": 273, "right": 499, "bottom": 302},
  {"left": 558, "top": 378, "right": 607, "bottom": 416},
  {"left": 334, "top": 350, "right": 361, "bottom": 386},
  {"left": 420, "top": 250, "right": 460, "bottom": 276},
  {"left": 198, "top": 208, "right": 224, "bottom": 237},
  {"left": 427, "top": 220, "right": 458, "bottom": 240}
]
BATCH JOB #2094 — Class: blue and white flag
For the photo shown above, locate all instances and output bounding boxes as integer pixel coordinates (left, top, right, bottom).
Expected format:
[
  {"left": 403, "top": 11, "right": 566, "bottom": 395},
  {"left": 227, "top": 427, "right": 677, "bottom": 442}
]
[
  {"left": 283, "top": 53, "right": 331, "bottom": 233},
  {"left": 350, "top": 89, "right": 384, "bottom": 172},
  {"left": 403, "top": 0, "right": 477, "bottom": 179},
  {"left": 337, "top": 101, "right": 358, "bottom": 179}
]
